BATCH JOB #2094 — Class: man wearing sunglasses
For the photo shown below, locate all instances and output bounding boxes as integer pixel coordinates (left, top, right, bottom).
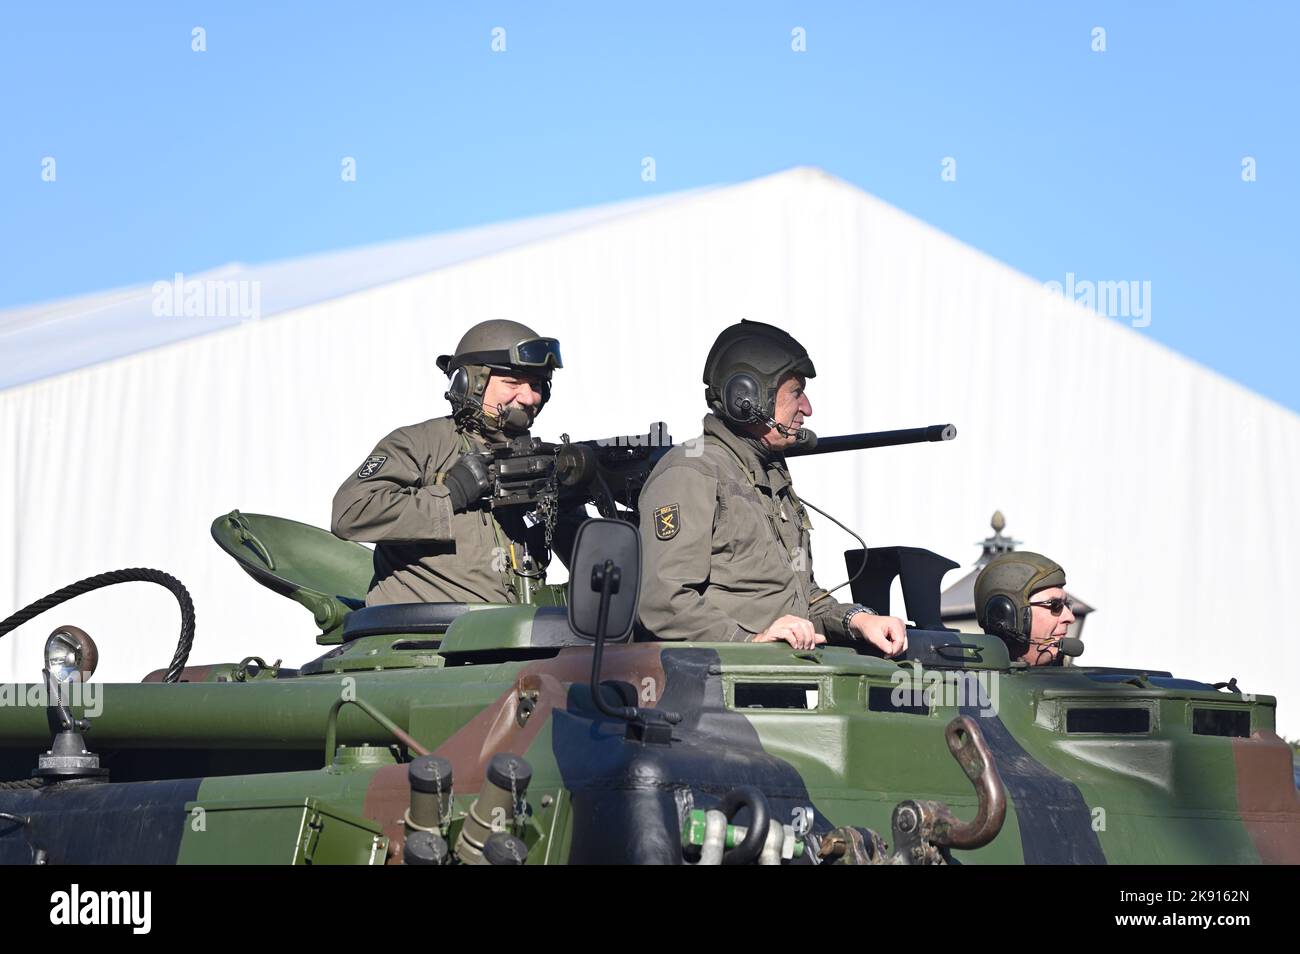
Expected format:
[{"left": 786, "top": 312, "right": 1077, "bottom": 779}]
[
  {"left": 331, "top": 319, "right": 578, "bottom": 606},
  {"left": 974, "top": 551, "right": 1078, "bottom": 666}
]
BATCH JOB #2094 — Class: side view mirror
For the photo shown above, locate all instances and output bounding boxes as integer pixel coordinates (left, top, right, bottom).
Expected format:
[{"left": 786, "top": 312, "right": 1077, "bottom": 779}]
[
  {"left": 567, "top": 518, "right": 641, "bottom": 640},
  {"left": 567, "top": 518, "right": 679, "bottom": 743}
]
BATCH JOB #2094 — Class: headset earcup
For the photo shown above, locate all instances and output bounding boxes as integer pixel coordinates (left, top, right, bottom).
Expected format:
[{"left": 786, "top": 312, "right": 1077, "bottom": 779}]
[
  {"left": 984, "top": 595, "right": 1023, "bottom": 643},
  {"left": 722, "top": 373, "right": 762, "bottom": 423},
  {"left": 447, "top": 367, "right": 469, "bottom": 402}
]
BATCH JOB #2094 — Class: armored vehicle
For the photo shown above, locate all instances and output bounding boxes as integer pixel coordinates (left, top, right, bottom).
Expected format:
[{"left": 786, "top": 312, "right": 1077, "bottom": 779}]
[{"left": 1, "top": 425, "right": 1297, "bottom": 865}]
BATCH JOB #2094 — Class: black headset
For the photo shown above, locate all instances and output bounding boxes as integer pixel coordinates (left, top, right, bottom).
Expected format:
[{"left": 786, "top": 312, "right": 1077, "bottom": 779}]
[
  {"left": 982, "top": 594, "right": 1033, "bottom": 648},
  {"left": 446, "top": 366, "right": 470, "bottom": 403},
  {"left": 719, "top": 371, "right": 768, "bottom": 425}
]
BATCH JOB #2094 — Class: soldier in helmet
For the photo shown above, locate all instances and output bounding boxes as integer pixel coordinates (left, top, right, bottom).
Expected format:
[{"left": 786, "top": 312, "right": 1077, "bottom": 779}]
[
  {"left": 331, "top": 319, "right": 579, "bottom": 605},
  {"left": 635, "top": 319, "right": 909, "bottom": 654},
  {"left": 974, "top": 551, "right": 1077, "bottom": 666}
]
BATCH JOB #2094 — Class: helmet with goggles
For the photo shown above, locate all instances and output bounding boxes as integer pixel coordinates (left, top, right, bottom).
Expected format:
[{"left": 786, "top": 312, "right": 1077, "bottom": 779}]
[{"left": 437, "top": 320, "right": 562, "bottom": 434}]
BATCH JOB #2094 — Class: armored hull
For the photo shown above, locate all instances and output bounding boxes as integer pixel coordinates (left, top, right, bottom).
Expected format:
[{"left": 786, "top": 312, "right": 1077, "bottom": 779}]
[{"left": 2, "top": 511, "right": 1296, "bottom": 865}]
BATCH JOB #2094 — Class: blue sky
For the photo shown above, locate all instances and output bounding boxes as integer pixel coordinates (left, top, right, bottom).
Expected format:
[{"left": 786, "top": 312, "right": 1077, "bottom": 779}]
[{"left": 3, "top": 2, "right": 1297, "bottom": 410}]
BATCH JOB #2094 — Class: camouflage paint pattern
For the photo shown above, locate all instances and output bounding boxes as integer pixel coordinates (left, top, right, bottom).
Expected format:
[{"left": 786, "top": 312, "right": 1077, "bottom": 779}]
[{"left": 3, "top": 611, "right": 1297, "bottom": 864}]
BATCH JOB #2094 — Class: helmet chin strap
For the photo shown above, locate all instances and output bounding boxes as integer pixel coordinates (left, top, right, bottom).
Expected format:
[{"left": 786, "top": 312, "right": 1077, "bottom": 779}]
[
  {"left": 485, "top": 401, "right": 534, "bottom": 434},
  {"left": 1026, "top": 637, "right": 1057, "bottom": 664},
  {"left": 477, "top": 400, "right": 533, "bottom": 434},
  {"left": 452, "top": 391, "right": 534, "bottom": 435},
  {"left": 1024, "top": 627, "right": 1073, "bottom": 664},
  {"left": 446, "top": 364, "right": 538, "bottom": 435},
  {"left": 739, "top": 399, "right": 809, "bottom": 444}
]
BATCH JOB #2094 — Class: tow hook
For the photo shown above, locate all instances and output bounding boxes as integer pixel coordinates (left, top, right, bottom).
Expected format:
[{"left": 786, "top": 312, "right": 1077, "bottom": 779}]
[
  {"left": 888, "top": 715, "right": 1007, "bottom": 864},
  {"left": 819, "top": 715, "right": 1007, "bottom": 865}
]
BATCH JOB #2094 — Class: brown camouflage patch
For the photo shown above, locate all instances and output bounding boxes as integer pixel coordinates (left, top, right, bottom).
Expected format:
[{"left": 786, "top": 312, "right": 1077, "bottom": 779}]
[
  {"left": 364, "top": 645, "right": 671, "bottom": 864},
  {"left": 1231, "top": 731, "right": 1300, "bottom": 863}
]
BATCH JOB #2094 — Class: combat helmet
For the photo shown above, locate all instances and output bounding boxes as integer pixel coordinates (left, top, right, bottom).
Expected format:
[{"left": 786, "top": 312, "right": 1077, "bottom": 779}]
[
  {"left": 974, "top": 551, "right": 1067, "bottom": 643},
  {"left": 437, "top": 320, "right": 563, "bottom": 434},
  {"left": 703, "top": 319, "right": 816, "bottom": 427}
]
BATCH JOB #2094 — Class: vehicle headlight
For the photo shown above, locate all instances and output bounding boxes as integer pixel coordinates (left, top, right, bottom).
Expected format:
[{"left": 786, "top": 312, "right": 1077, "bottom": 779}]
[{"left": 44, "top": 626, "right": 98, "bottom": 683}]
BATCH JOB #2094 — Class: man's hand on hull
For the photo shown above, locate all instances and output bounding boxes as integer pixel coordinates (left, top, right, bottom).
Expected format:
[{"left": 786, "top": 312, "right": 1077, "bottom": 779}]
[
  {"left": 852, "top": 614, "right": 909, "bottom": 657},
  {"left": 753, "top": 614, "right": 826, "bottom": 650}
]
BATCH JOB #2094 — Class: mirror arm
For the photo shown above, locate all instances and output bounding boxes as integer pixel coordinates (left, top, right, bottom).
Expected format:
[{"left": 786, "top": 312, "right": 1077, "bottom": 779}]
[
  {"left": 589, "top": 561, "right": 638, "bottom": 722},
  {"left": 587, "top": 560, "right": 682, "bottom": 735}
]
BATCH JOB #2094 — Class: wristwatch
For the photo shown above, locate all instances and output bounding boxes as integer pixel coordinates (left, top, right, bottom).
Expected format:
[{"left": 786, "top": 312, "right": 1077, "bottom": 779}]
[{"left": 842, "top": 604, "right": 877, "bottom": 638}]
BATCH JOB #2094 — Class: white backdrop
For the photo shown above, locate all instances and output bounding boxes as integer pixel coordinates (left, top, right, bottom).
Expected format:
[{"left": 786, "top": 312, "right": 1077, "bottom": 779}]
[{"left": 3, "top": 168, "right": 1297, "bottom": 736}]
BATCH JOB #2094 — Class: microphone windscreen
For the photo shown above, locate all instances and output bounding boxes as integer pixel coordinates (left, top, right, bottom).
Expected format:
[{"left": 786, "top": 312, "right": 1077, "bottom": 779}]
[
  {"left": 797, "top": 428, "right": 818, "bottom": 451},
  {"left": 1058, "top": 637, "right": 1085, "bottom": 658}
]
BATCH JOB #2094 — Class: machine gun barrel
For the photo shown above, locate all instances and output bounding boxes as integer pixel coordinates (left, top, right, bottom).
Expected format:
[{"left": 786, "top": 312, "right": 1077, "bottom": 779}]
[
  {"left": 479, "top": 423, "right": 954, "bottom": 517},
  {"left": 785, "top": 423, "right": 956, "bottom": 457}
]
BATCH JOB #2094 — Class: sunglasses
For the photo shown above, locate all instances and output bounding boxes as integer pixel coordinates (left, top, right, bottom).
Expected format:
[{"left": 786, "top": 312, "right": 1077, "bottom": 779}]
[{"left": 1028, "top": 597, "right": 1074, "bottom": 616}]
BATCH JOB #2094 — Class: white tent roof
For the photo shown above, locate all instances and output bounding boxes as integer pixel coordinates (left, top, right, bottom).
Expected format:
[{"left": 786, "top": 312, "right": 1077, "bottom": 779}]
[
  {"left": 3, "top": 167, "right": 1297, "bottom": 737},
  {"left": 0, "top": 189, "right": 698, "bottom": 390}
]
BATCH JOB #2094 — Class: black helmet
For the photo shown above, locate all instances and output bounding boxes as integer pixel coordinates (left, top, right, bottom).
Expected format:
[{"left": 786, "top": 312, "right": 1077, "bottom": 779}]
[
  {"left": 438, "top": 319, "right": 562, "bottom": 433},
  {"left": 703, "top": 319, "right": 816, "bottom": 425}
]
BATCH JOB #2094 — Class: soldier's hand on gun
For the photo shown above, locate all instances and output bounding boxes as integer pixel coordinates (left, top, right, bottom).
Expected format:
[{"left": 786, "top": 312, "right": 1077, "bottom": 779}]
[
  {"left": 443, "top": 453, "right": 492, "bottom": 512},
  {"left": 753, "top": 615, "right": 826, "bottom": 650},
  {"left": 851, "top": 614, "right": 909, "bottom": 657}
]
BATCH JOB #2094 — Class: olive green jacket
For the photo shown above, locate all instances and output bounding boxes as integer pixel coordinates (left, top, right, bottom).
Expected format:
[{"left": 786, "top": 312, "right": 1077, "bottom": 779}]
[
  {"left": 636, "top": 413, "right": 858, "bottom": 642},
  {"left": 331, "top": 416, "right": 560, "bottom": 606}
]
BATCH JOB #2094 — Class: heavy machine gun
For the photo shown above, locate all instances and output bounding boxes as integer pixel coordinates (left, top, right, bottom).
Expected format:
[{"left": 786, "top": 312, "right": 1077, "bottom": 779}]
[
  {"left": 478, "top": 422, "right": 674, "bottom": 520},
  {"left": 477, "top": 421, "right": 958, "bottom": 526}
]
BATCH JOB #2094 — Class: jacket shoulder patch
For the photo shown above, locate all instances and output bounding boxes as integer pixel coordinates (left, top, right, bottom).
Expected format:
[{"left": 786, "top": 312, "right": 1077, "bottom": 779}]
[
  {"left": 357, "top": 455, "right": 388, "bottom": 479},
  {"left": 654, "top": 503, "right": 681, "bottom": 540}
]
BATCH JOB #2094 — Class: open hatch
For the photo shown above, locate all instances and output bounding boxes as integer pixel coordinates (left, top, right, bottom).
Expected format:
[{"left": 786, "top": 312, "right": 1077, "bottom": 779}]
[{"left": 211, "top": 510, "right": 372, "bottom": 643}]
